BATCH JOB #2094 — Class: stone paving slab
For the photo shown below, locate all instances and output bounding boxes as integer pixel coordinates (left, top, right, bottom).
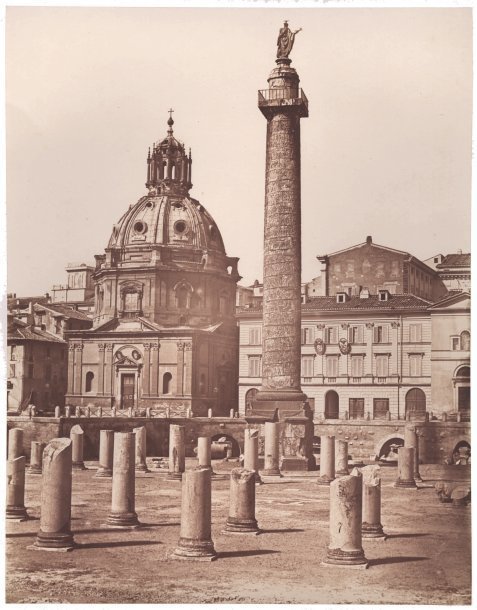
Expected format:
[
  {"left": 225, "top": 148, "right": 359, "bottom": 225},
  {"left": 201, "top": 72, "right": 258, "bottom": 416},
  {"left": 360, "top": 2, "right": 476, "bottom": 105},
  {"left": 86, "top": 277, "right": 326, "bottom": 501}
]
[{"left": 5, "top": 459, "right": 471, "bottom": 604}]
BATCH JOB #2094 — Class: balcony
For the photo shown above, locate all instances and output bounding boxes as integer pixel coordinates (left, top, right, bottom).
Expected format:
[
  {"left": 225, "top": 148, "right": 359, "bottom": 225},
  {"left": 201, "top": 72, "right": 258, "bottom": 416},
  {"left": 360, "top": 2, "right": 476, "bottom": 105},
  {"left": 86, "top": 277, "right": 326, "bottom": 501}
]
[{"left": 258, "top": 87, "right": 309, "bottom": 118}]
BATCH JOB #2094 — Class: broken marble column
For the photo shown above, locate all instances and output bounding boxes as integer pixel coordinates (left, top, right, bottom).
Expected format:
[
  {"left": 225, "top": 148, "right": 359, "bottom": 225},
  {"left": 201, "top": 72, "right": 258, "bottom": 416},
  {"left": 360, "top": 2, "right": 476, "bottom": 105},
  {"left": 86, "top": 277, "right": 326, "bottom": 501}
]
[
  {"left": 168, "top": 424, "right": 185, "bottom": 480},
  {"left": 173, "top": 468, "right": 217, "bottom": 560},
  {"left": 323, "top": 468, "right": 368, "bottom": 568},
  {"left": 70, "top": 424, "right": 86, "bottom": 470},
  {"left": 65, "top": 405, "right": 72, "bottom": 417},
  {"left": 335, "top": 440, "right": 349, "bottom": 476},
  {"left": 8, "top": 428, "right": 23, "bottom": 461},
  {"left": 229, "top": 409, "right": 235, "bottom": 418},
  {"left": 361, "top": 465, "right": 386, "bottom": 539},
  {"left": 207, "top": 408, "right": 213, "bottom": 419},
  {"left": 394, "top": 447, "right": 417, "bottom": 488},
  {"left": 197, "top": 437, "right": 212, "bottom": 471},
  {"left": 223, "top": 468, "right": 260, "bottom": 534},
  {"left": 244, "top": 428, "right": 262, "bottom": 484},
  {"left": 404, "top": 424, "right": 422, "bottom": 482},
  {"left": 318, "top": 435, "right": 335, "bottom": 485},
  {"left": 133, "top": 426, "right": 149, "bottom": 473},
  {"left": 95, "top": 430, "right": 114, "bottom": 478},
  {"left": 451, "top": 485, "right": 471, "bottom": 508},
  {"left": 28, "top": 441, "right": 45, "bottom": 475},
  {"left": 54, "top": 406, "right": 61, "bottom": 418},
  {"left": 75, "top": 406, "right": 81, "bottom": 417},
  {"left": 34, "top": 438, "right": 75, "bottom": 550},
  {"left": 262, "top": 422, "right": 281, "bottom": 477},
  {"left": 6, "top": 456, "right": 28, "bottom": 521},
  {"left": 106, "top": 432, "right": 140, "bottom": 528}
]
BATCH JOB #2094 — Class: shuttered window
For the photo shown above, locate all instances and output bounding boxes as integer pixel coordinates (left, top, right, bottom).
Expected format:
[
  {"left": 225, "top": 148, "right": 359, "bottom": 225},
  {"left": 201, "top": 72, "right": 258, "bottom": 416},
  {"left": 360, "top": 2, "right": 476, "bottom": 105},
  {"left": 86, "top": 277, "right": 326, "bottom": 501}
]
[
  {"left": 301, "top": 355, "right": 314, "bottom": 378},
  {"left": 409, "top": 354, "right": 422, "bottom": 377},
  {"left": 409, "top": 324, "right": 422, "bottom": 342},
  {"left": 248, "top": 356, "right": 262, "bottom": 377},
  {"left": 374, "top": 325, "right": 389, "bottom": 343},
  {"left": 301, "top": 327, "right": 313, "bottom": 345},
  {"left": 349, "top": 398, "right": 364, "bottom": 419},
  {"left": 376, "top": 355, "right": 388, "bottom": 377},
  {"left": 249, "top": 327, "right": 261, "bottom": 345},
  {"left": 326, "top": 356, "right": 339, "bottom": 377},
  {"left": 325, "top": 326, "right": 338, "bottom": 344},
  {"left": 348, "top": 325, "right": 364, "bottom": 344},
  {"left": 350, "top": 356, "right": 363, "bottom": 378}
]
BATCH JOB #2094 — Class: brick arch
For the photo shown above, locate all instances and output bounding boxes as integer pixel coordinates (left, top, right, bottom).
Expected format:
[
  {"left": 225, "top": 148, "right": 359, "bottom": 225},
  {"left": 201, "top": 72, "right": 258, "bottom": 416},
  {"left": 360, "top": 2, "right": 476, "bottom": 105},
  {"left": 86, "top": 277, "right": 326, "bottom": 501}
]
[{"left": 374, "top": 433, "right": 405, "bottom": 459}]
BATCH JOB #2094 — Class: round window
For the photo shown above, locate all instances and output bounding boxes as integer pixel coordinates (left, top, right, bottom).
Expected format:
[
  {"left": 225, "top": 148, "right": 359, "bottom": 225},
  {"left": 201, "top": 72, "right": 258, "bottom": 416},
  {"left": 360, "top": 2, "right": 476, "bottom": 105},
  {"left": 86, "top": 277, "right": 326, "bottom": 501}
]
[
  {"left": 133, "top": 220, "right": 147, "bottom": 234},
  {"left": 174, "top": 220, "right": 188, "bottom": 235}
]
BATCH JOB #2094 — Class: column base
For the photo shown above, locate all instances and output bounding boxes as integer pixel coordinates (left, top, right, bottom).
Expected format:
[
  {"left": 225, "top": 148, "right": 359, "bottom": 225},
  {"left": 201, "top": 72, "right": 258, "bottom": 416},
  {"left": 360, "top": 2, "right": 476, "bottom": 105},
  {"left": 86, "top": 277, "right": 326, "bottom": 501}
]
[
  {"left": 173, "top": 537, "right": 217, "bottom": 561},
  {"left": 167, "top": 472, "right": 183, "bottom": 481},
  {"left": 33, "top": 530, "right": 75, "bottom": 551},
  {"left": 6, "top": 505, "right": 29, "bottom": 521},
  {"left": 72, "top": 462, "right": 87, "bottom": 470},
  {"left": 323, "top": 547, "right": 368, "bottom": 568},
  {"left": 27, "top": 466, "right": 42, "bottom": 475},
  {"left": 223, "top": 517, "right": 260, "bottom": 535},
  {"left": 280, "top": 456, "right": 311, "bottom": 472},
  {"left": 106, "top": 512, "right": 140, "bottom": 528},
  {"left": 362, "top": 523, "right": 386, "bottom": 539},
  {"left": 317, "top": 475, "right": 335, "bottom": 486},
  {"left": 336, "top": 469, "right": 350, "bottom": 477},
  {"left": 260, "top": 469, "right": 282, "bottom": 477},
  {"left": 135, "top": 464, "right": 151, "bottom": 473},
  {"left": 394, "top": 478, "right": 418, "bottom": 489},
  {"left": 95, "top": 468, "right": 113, "bottom": 478}
]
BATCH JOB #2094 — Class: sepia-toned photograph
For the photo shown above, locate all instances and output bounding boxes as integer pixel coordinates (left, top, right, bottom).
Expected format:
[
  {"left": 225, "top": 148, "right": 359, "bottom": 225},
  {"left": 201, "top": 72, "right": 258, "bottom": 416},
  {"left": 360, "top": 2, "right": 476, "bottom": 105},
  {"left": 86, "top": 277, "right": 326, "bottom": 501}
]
[{"left": 4, "top": 3, "right": 471, "bottom": 605}]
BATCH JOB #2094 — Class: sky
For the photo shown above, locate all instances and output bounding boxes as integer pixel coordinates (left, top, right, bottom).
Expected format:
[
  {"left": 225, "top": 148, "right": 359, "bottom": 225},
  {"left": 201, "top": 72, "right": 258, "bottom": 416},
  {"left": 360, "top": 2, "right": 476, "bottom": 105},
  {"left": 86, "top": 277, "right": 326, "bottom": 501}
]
[{"left": 5, "top": 6, "right": 472, "bottom": 296}]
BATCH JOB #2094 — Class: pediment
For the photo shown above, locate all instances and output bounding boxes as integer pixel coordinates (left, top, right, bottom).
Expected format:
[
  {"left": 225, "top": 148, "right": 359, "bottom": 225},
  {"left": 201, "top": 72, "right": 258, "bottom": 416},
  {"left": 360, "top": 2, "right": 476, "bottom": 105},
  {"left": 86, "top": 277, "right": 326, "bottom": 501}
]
[{"left": 429, "top": 291, "right": 471, "bottom": 312}]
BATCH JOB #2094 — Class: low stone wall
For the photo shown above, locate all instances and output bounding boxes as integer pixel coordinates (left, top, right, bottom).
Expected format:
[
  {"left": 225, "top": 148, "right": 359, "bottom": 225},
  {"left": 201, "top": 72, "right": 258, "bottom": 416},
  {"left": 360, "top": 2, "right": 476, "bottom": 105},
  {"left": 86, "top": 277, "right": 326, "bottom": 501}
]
[
  {"left": 7, "top": 416, "right": 470, "bottom": 464},
  {"left": 7, "top": 416, "right": 246, "bottom": 460},
  {"left": 313, "top": 419, "right": 471, "bottom": 463}
]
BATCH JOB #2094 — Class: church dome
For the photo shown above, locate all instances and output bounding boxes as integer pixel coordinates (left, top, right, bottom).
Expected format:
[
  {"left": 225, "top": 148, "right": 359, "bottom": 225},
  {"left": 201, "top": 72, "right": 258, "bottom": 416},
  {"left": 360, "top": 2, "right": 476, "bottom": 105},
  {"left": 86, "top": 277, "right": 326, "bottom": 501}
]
[{"left": 99, "top": 115, "right": 239, "bottom": 281}]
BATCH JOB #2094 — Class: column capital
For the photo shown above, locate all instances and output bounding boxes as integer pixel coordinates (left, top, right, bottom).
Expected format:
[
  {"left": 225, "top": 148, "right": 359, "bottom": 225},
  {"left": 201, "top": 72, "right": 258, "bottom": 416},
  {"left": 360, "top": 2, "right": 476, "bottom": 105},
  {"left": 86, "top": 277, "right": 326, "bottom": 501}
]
[
  {"left": 184, "top": 341, "right": 192, "bottom": 351},
  {"left": 316, "top": 324, "right": 325, "bottom": 330},
  {"left": 366, "top": 323, "right": 374, "bottom": 329},
  {"left": 391, "top": 321, "right": 400, "bottom": 329},
  {"left": 105, "top": 343, "right": 113, "bottom": 352},
  {"left": 75, "top": 344, "right": 84, "bottom": 352},
  {"left": 341, "top": 323, "right": 349, "bottom": 330},
  {"left": 98, "top": 343, "right": 106, "bottom": 352}
]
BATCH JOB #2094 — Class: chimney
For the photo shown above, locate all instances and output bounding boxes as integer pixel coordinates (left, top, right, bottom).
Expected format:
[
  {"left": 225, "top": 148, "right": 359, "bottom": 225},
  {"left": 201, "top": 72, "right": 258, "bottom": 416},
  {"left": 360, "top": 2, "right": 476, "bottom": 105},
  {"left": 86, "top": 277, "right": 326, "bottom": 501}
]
[
  {"left": 366, "top": 235, "right": 372, "bottom": 245},
  {"left": 360, "top": 287, "right": 370, "bottom": 299},
  {"left": 27, "top": 301, "right": 35, "bottom": 327}
]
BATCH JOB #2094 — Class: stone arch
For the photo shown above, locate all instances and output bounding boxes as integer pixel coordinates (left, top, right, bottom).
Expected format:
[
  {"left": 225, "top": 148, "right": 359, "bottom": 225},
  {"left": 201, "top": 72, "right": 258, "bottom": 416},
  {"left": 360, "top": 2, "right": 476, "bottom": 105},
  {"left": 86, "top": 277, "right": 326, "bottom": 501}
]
[
  {"left": 374, "top": 433, "right": 405, "bottom": 460},
  {"left": 173, "top": 280, "right": 194, "bottom": 309},
  {"left": 245, "top": 388, "right": 259, "bottom": 412},
  {"left": 211, "top": 433, "right": 241, "bottom": 458},
  {"left": 324, "top": 390, "right": 339, "bottom": 419},
  {"left": 85, "top": 371, "right": 94, "bottom": 393},
  {"left": 451, "top": 439, "right": 471, "bottom": 465},
  {"left": 162, "top": 372, "right": 173, "bottom": 395}
]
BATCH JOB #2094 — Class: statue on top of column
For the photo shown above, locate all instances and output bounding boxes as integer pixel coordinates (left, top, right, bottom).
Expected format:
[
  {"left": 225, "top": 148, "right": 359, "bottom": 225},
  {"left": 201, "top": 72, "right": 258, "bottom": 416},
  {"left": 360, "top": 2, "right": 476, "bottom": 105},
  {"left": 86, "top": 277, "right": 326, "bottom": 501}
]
[{"left": 276, "top": 21, "right": 302, "bottom": 59}]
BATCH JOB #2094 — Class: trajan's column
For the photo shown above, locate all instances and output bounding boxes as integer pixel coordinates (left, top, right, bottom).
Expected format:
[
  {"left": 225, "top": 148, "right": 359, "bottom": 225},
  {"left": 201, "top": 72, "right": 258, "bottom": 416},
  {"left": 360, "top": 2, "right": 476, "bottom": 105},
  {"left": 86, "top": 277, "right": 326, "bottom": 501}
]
[{"left": 251, "top": 22, "right": 314, "bottom": 470}]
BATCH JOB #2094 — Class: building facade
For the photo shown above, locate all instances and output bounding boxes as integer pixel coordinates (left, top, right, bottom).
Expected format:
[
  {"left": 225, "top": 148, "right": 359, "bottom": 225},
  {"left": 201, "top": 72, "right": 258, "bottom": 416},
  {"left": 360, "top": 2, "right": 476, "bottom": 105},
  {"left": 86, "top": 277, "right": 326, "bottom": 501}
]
[{"left": 65, "top": 116, "right": 241, "bottom": 416}]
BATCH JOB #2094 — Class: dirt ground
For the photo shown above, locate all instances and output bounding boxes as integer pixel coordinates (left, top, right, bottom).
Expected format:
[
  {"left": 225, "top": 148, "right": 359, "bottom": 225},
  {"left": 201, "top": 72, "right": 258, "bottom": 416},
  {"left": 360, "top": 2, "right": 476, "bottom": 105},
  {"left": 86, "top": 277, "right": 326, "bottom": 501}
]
[{"left": 6, "top": 459, "right": 471, "bottom": 605}]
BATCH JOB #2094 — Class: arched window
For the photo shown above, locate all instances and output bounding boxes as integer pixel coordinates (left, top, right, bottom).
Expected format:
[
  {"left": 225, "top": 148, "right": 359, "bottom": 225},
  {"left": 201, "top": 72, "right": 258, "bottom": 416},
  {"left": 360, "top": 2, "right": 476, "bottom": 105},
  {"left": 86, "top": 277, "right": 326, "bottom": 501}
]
[
  {"left": 405, "top": 388, "right": 426, "bottom": 419},
  {"left": 325, "top": 390, "right": 339, "bottom": 419},
  {"left": 175, "top": 282, "right": 192, "bottom": 309},
  {"left": 85, "top": 372, "right": 94, "bottom": 393},
  {"left": 245, "top": 388, "right": 258, "bottom": 412},
  {"left": 460, "top": 331, "right": 470, "bottom": 351},
  {"left": 163, "top": 372, "right": 172, "bottom": 395}
]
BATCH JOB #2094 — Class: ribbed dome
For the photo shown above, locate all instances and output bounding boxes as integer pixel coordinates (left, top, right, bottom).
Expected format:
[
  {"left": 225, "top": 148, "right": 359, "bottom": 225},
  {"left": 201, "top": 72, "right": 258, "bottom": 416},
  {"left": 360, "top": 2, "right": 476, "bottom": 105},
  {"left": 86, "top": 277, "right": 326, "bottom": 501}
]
[{"left": 108, "top": 194, "right": 226, "bottom": 254}]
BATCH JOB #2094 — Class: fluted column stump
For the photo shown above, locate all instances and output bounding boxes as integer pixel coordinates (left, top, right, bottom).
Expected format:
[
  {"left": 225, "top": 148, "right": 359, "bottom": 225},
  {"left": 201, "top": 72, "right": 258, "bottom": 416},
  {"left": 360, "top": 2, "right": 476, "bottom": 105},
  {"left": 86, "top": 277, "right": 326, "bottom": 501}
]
[
  {"left": 405, "top": 424, "right": 422, "bottom": 483},
  {"left": 8, "top": 427, "right": 24, "bottom": 461},
  {"left": 32, "top": 438, "right": 75, "bottom": 551},
  {"left": 244, "top": 428, "right": 263, "bottom": 484},
  {"left": 105, "top": 432, "right": 140, "bottom": 528},
  {"left": 54, "top": 406, "right": 61, "bottom": 418},
  {"left": 168, "top": 425, "right": 185, "bottom": 481},
  {"left": 65, "top": 406, "right": 72, "bottom": 417},
  {"left": 223, "top": 468, "right": 260, "bottom": 535},
  {"left": 323, "top": 468, "right": 368, "bottom": 569},
  {"left": 6, "top": 456, "right": 28, "bottom": 521},
  {"left": 28, "top": 441, "right": 45, "bottom": 475},
  {"left": 95, "top": 430, "right": 114, "bottom": 478},
  {"left": 261, "top": 422, "right": 281, "bottom": 477},
  {"left": 394, "top": 447, "right": 417, "bottom": 489},
  {"left": 318, "top": 436, "right": 335, "bottom": 485},
  {"left": 361, "top": 465, "right": 386, "bottom": 540},
  {"left": 134, "top": 426, "right": 150, "bottom": 473},
  {"left": 70, "top": 424, "right": 86, "bottom": 470},
  {"left": 335, "top": 439, "right": 349, "bottom": 476},
  {"left": 173, "top": 468, "right": 217, "bottom": 561}
]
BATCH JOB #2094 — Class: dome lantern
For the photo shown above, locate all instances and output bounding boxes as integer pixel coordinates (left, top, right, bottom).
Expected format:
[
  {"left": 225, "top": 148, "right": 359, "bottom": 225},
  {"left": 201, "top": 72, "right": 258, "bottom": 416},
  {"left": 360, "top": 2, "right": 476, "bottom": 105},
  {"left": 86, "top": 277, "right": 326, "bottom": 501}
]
[{"left": 146, "top": 111, "right": 192, "bottom": 196}]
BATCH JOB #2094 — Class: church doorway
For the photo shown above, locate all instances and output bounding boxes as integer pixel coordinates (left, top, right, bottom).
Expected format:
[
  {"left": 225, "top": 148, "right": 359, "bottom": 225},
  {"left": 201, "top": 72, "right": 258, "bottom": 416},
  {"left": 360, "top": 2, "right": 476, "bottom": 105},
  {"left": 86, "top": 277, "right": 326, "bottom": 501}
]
[
  {"left": 121, "top": 374, "right": 136, "bottom": 410},
  {"left": 324, "top": 390, "right": 339, "bottom": 419}
]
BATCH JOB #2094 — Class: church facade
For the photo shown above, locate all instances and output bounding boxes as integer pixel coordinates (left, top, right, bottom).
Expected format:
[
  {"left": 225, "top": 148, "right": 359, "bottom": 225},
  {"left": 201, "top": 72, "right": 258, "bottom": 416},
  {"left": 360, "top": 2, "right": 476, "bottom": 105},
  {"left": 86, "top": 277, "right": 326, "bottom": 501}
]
[{"left": 65, "top": 116, "right": 241, "bottom": 416}]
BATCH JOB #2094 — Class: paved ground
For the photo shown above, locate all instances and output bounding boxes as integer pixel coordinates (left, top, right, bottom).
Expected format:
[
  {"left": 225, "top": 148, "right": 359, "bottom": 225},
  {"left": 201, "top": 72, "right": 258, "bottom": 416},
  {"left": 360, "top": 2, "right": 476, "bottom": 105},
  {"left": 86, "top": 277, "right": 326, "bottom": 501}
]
[{"left": 6, "top": 460, "right": 471, "bottom": 604}]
